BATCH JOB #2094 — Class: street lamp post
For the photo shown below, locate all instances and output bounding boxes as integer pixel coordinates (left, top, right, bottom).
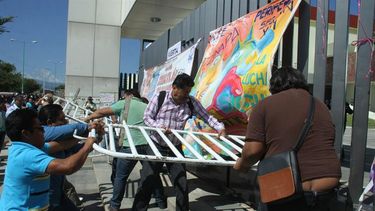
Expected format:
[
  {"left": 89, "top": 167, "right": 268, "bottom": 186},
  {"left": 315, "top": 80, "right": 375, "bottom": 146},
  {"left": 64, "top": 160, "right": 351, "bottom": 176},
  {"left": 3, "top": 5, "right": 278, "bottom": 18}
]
[
  {"left": 10, "top": 39, "right": 38, "bottom": 94},
  {"left": 40, "top": 68, "right": 49, "bottom": 95},
  {"left": 48, "top": 60, "right": 63, "bottom": 91}
]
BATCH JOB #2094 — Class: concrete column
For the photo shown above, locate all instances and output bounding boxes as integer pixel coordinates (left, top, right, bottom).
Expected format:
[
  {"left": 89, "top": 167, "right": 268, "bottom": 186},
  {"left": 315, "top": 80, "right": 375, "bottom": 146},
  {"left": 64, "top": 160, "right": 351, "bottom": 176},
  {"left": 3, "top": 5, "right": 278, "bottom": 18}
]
[{"left": 65, "top": 0, "right": 134, "bottom": 99}]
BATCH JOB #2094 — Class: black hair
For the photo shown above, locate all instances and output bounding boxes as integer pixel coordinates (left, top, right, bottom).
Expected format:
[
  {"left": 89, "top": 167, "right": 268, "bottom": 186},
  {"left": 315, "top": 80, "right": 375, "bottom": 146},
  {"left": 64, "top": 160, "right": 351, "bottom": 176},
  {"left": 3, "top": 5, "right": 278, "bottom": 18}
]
[
  {"left": 172, "top": 73, "right": 195, "bottom": 89},
  {"left": 6, "top": 109, "right": 38, "bottom": 141},
  {"left": 124, "top": 89, "right": 141, "bottom": 98},
  {"left": 269, "top": 66, "right": 309, "bottom": 94},
  {"left": 38, "top": 104, "right": 63, "bottom": 125},
  {"left": 14, "top": 95, "right": 23, "bottom": 101}
]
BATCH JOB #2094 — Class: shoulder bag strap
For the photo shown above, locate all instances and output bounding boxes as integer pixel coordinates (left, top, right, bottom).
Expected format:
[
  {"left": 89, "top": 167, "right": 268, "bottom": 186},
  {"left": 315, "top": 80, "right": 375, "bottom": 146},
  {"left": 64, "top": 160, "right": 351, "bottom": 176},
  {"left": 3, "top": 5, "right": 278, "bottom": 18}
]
[
  {"left": 293, "top": 95, "right": 315, "bottom": 152},
  {"left": 122, "top": 97, "right": 132, "bottom": 122}
]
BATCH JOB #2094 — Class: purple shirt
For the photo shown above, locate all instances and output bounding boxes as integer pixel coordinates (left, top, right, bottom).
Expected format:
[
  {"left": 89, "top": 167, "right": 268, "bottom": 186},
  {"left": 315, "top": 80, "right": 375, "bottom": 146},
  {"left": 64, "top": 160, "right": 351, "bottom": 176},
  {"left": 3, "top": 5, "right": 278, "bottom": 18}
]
[{"left": 144, "top": 91, "right": 225, "bottom": 146}]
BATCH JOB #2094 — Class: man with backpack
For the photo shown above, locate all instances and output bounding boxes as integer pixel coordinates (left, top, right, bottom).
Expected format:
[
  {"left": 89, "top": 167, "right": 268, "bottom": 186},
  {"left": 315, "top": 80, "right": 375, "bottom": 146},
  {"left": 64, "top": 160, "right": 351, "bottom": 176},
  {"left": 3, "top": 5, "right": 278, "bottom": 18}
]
[{"left": 132, "top": 73, "right": 226, "bottom": 211}]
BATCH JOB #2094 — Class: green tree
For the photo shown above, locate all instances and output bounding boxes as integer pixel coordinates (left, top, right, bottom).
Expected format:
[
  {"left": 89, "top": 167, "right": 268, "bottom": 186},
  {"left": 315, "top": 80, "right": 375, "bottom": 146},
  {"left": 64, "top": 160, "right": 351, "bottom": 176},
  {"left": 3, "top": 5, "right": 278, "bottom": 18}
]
[
  {"left": 0, "top": 60, "right": 41, "bottom": 93},
  {"left": 0, "top": 60, "right": 21, "bottom": 92},
  {"left": 0, "top": 16, "right": 14, "bottom": 34},
  {"left": 24, "top": 78, "right": 41, "bottom": 93}
]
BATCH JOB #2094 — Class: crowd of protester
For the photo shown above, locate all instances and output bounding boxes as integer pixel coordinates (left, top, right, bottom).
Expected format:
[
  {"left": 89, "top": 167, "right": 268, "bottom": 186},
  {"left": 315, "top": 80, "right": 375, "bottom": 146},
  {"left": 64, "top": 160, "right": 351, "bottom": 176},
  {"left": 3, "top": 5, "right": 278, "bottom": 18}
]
[
  {"left": 0, "top": 70, "right": 343, "bottom": 211},
  {"left": 0, "top": 93, "right": 54, "bottom": 116},
  {"left": 0, "top": 93, "right": 104, "bottom": 210}
]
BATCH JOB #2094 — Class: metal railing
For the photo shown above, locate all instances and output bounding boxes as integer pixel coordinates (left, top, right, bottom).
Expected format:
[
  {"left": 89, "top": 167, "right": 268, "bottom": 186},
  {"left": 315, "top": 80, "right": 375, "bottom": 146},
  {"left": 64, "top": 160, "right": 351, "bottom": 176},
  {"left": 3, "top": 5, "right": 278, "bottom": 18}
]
[
  {"left": 57, "top": 96, "right": 247, "bottom": 166},
  {"left": 74, "top": 121, "right": 247, "bottom": 166},
  {"left": 53, "top": 96, "right": 111, "bottom": 157}
]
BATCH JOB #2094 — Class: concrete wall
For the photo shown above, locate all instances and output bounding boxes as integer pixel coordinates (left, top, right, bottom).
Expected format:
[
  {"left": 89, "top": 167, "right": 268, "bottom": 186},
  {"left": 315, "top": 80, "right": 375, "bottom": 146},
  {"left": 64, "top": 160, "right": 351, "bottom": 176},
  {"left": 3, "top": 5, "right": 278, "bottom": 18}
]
[{"left": 65, "top": 0, "right": 129, "bottom": 99}]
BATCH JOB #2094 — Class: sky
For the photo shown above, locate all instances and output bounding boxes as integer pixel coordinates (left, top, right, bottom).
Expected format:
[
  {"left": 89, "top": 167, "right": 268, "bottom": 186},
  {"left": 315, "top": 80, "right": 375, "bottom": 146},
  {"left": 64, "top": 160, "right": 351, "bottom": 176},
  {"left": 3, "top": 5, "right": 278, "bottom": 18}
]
[
  {"left": 0, "top": 0, "right": 141, "bottom": 87},
  {"left": 0, "top": 0, "right": 359, "bottom": 88}
]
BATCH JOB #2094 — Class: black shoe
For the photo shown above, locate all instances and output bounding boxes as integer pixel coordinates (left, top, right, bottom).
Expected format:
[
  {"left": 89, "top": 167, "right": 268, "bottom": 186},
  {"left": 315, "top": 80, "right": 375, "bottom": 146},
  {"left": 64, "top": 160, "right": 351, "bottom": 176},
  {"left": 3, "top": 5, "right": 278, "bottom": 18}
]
[
  {"left": 156, "top": 198, "right": 167, "bottom": 209},
  {"left": 108, "top": 206, "right": 119, "bottom": 211}
]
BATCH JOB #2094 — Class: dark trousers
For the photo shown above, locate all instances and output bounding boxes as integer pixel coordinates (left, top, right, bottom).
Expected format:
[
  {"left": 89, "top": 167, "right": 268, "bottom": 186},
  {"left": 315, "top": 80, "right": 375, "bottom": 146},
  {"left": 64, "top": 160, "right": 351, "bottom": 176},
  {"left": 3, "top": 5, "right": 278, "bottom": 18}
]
[
  {"left": 111, "top": 135, "right": 121, "bottom": 184},
  {"left": 110, "top": 145, "right": 165, "bottom": 209},
  {"left": 0, "top": 131, "right": 5, "bottom": 154},
  {"left": 259, "top": 190, "right": 336, "bottom": 211},
  {"left": 48, "top": 194, "right": 80, "bottom": 211},
  {"left": 63, "top": 178, "right": 82, "bottom": 207},
  {"left": 132, "top": 144, "right": 188, "bottom": 211}
]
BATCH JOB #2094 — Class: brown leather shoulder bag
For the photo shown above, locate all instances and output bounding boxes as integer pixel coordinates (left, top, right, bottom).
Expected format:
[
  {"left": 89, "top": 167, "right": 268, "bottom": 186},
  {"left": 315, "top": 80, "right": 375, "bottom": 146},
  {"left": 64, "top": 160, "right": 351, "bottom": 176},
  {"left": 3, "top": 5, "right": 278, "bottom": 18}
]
[{"left": 257, "top": 95, "right": 315, "bottom": 204}]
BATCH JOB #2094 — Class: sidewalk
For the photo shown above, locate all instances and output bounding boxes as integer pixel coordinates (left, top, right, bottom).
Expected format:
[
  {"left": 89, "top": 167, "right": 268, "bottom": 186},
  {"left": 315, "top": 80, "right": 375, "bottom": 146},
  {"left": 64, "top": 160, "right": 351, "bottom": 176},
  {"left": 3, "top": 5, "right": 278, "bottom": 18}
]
[
  {"left": 92, "top": 156, "right": 254, "bottom": 211},
  {"left": 0, "top": 126, "right": 374, "bottom": 210},
  {"left": 66, "top": 158, "right": 104, "bottom": 211},
  {"left": 0, "top": 140, "right": 253, "bottom": 211}
]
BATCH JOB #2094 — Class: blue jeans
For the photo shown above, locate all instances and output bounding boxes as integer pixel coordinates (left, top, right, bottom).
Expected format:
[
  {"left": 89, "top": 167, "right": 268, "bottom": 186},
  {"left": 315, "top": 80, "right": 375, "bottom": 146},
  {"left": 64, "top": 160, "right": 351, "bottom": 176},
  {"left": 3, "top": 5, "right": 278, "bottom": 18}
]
[
  {"left": 132, "top": 144, "right": 188, "bottom": 211},
  {"left": 110, "top": 145, "right": 165, "bottom": 209}
]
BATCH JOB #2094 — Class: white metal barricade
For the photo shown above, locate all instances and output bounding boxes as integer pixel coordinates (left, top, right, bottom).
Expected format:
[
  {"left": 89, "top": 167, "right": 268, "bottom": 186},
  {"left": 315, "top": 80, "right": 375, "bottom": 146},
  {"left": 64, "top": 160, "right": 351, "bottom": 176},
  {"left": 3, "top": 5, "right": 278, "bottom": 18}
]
[
  {"left": 74, "top": 120, "right": 246, "bottom": 167},
  {"left": 53, "top": 96, "right": 112, "bottom": 125},
  {"left": 55, "top": 96, "right": 247, "bottom": 166},
  {"left": 53, "top": 96, "right": 111, "bottom": 157}
]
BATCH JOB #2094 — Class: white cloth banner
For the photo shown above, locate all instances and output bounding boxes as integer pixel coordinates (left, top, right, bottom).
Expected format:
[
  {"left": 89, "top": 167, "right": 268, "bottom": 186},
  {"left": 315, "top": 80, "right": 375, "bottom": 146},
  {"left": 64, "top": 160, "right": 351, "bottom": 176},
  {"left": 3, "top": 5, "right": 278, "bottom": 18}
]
[{"left": 140, "top": 39, "right": 200, "bottom": 100}]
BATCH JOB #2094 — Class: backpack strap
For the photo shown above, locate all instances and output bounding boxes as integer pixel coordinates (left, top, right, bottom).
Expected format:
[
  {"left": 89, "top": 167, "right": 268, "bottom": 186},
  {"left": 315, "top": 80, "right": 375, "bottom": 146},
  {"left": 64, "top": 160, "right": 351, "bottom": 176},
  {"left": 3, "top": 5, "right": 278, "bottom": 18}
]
[
  {"left": 156, "top": 91, "right": 166, "bottom": 115},
  {"left": 187, "top": 97, "right": 194, "bottom": 119},
  {"left": 156, "top": 90, "right": 194, "bottom": 119}
]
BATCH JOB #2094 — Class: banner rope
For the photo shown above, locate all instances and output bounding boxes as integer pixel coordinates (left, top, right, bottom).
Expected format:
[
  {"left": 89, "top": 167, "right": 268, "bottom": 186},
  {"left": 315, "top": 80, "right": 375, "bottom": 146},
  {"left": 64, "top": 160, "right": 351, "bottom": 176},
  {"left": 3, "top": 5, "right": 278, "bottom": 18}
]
[{"left": 350, "top": 0, "right": 375, "bottom": 79}]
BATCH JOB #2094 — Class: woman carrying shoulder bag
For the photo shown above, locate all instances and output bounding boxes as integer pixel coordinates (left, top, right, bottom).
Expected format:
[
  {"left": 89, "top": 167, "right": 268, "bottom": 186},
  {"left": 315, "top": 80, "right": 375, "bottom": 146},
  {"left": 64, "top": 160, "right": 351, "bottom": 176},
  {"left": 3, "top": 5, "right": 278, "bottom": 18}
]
[{"left": 234, "top": 66, "right": 341, "bottom": 211}]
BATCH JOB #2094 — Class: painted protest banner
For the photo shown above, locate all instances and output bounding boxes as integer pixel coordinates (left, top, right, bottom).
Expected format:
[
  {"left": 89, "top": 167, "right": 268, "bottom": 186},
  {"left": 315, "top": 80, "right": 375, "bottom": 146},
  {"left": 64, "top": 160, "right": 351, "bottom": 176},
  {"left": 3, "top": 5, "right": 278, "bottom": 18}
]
[
  {"left": 190, "top": 0, "right": 301, "bottom": 135},
  {"left": 140, "top": 40, "right": 200, "bottom": 100}
]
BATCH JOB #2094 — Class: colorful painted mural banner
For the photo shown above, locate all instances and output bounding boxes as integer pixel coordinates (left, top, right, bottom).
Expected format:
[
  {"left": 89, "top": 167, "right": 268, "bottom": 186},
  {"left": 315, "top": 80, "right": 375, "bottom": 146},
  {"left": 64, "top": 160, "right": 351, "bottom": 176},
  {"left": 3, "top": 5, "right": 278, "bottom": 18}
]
[
  {"left": 140, "top": 40, "right": 200, "bottom": 100},
  {"left": 190, "top": 0, "right": 301, "bottom": 135}
]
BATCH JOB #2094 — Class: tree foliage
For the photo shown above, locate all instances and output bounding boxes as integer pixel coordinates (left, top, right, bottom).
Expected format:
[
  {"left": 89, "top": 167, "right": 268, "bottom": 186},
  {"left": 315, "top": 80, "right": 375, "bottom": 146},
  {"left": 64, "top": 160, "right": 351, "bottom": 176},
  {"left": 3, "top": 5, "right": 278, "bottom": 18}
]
[
  {"left": 24, "top": 78, "right": 41, "bottom": 93},
  {"left": 0, "top": 16, "right": 14, "bottom": 34},
  {"left": 0, "top": 60, "right": 21, "bottom": 92},
  {"left": 0, "top": 60, "right": 41, "bottom": 93}
]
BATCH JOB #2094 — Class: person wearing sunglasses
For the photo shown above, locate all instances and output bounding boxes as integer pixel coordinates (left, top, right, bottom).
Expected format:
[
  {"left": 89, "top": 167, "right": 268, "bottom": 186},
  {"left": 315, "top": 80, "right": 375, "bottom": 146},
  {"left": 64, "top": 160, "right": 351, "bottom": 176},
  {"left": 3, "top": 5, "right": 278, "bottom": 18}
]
[{"left": 0, "top": 109, "right": 97, "bottom": 210}]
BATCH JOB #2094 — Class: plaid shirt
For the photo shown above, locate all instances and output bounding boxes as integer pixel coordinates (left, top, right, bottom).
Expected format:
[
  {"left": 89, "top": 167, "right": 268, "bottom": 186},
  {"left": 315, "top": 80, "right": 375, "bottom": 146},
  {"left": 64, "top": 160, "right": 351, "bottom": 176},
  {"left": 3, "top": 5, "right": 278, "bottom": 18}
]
[{"left": 144, "top": 91, "right": 225, "bottom": 146}]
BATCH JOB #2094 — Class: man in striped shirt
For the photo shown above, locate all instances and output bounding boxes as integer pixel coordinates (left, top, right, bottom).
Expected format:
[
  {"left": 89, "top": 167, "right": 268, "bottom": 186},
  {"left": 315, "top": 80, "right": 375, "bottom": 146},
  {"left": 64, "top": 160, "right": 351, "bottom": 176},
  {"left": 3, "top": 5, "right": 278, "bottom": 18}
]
[{"left": 132, "top": 73, "right": 226, "bottom": 211}]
